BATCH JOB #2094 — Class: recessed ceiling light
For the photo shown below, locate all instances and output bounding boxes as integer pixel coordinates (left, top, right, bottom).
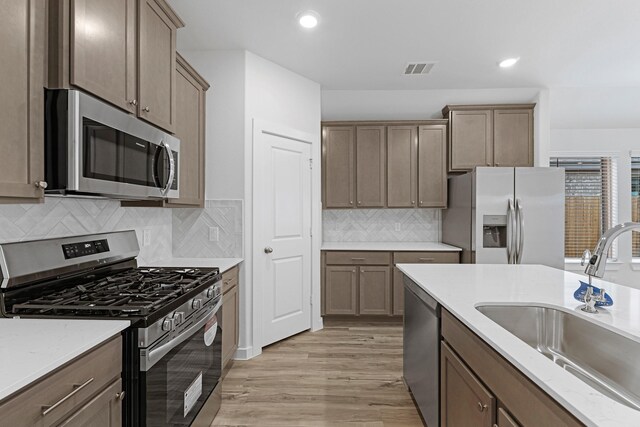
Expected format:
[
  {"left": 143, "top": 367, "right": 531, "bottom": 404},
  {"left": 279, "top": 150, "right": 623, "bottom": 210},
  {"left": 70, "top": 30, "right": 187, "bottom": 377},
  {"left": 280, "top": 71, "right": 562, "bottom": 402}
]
[
  {"left": 499, "top": 57, "right": 520, "bottom": 68},
  {"left": 298, "top": 11, "right": 319, "bottom": 29}
]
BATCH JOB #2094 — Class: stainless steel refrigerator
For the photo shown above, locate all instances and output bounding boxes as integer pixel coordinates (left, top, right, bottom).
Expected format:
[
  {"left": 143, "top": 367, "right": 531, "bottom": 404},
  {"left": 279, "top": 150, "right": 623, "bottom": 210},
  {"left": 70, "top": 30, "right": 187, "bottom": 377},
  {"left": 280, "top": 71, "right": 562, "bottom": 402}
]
[{"left": 442, "top": 167, "right": 565, "bottom": 269}]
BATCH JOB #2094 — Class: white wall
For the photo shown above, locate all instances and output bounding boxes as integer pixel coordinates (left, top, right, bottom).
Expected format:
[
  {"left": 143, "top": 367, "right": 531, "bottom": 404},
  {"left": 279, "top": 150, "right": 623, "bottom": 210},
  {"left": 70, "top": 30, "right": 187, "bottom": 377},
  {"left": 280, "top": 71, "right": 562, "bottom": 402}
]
[
  {"left": 551, "top": 128, "right": 640, "bottom": 288},
  {"left": 243, "top": 51, "right": 322, "bottom": 359},
  {"left": 179, "top": 50, "right": 246, "bottom": 200}
]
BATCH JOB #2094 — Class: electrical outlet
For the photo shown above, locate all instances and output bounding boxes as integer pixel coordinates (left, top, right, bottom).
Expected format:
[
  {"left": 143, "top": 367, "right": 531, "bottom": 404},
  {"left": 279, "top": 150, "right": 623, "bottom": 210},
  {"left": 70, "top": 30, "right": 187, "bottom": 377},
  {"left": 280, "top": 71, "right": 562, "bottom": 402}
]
[
  {"left": 394, "top": 222, "right": 401, "bottom": 232},
  {"left": 143, "top": 229, "right": 151, "bottom": 246},
  {"left": 209, "top": 227, "right": 219, "bottom": 242}
]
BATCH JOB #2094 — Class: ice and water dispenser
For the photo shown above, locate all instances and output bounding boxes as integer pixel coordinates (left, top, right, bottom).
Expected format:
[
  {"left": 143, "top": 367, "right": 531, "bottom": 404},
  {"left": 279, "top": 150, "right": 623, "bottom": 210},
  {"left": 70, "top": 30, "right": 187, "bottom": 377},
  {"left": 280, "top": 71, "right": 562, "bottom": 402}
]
[{"left": 483, "top": 215, "right": 508, "bottom": 248}]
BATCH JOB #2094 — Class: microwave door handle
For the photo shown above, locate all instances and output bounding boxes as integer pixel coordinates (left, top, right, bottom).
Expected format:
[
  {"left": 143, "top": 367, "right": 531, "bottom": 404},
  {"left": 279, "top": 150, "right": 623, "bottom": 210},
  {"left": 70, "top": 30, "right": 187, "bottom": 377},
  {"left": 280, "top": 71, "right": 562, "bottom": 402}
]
[{"left": 161, "top": 140, "right": 175, "bottom": 196}]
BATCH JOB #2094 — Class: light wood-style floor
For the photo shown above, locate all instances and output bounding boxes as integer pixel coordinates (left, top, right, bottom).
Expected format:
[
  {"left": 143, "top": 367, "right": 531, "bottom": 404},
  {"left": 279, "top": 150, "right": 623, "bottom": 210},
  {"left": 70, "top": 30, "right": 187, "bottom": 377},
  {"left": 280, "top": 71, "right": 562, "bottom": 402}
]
[{"left": 212, "top": 320, "right": 424, "bottom": 426}]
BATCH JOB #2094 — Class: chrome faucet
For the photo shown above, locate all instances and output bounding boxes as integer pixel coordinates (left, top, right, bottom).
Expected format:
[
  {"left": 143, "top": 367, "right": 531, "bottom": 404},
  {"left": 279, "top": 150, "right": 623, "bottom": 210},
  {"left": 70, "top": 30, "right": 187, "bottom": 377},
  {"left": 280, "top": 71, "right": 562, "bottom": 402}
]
[{"left": 584, "top": 222, "right": 640, "bottom": 278}]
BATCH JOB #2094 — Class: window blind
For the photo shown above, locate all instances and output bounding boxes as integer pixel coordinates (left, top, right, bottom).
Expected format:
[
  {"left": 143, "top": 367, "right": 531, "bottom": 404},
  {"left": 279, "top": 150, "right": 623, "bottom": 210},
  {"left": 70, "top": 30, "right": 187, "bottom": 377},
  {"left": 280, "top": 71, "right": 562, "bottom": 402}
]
[
  {"left": 632, "top": 157, "right": 640, "bottom": 258},
  {"left": 550, "top": 157, "right": 617, "bottom": 259}
]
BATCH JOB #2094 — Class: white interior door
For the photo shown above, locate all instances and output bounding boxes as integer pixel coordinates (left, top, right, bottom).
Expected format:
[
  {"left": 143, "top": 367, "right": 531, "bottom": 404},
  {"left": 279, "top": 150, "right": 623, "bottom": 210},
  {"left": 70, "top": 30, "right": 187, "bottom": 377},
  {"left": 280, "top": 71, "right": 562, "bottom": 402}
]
[{"left": 255, "top": 131, "right": 312, "bottom": 347}]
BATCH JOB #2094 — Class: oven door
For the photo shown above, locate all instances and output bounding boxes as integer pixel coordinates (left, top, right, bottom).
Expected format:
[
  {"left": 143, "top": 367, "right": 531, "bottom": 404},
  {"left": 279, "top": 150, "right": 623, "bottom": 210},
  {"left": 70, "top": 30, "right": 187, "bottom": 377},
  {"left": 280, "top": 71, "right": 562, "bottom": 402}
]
[
  {"left": 67, "top": 90, "right": 180, "bottom": 199},
  {"left": 140, "top": 304, "right": 222, "bottom": 426}
]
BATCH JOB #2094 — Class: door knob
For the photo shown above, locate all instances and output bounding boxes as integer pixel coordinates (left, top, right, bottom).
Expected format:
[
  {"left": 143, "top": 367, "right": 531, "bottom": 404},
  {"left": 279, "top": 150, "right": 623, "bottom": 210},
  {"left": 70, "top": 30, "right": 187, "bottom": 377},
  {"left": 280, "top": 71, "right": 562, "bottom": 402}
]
[{"left": 264, "top": 247, "right": 273, "bottom": 254}]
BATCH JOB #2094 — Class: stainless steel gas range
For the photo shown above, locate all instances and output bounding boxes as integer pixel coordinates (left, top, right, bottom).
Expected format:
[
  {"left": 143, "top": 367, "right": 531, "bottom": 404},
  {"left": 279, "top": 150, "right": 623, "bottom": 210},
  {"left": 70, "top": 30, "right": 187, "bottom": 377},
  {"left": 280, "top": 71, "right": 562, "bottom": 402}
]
[{"left": 0, "top": 231, "right": 223, "bottom": 427}]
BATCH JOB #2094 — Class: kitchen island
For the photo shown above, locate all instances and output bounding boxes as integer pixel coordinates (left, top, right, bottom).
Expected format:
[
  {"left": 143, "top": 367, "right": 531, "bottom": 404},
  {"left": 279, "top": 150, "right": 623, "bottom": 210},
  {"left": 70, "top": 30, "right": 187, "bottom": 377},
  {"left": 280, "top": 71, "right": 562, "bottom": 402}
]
[{"left": 397, "top": 263, "right": 640, "bottom": 427}]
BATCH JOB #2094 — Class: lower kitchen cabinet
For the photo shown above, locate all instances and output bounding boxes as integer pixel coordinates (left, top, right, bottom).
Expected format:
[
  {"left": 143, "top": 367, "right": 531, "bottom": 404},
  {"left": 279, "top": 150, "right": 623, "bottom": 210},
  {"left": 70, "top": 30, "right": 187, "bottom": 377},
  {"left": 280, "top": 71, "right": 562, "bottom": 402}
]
[
  {"left": 324, "top": 266, "right": 358, "bottom": 315},
  {"left": 0, "top": 336, "right": 123, "bottom": 427},
  {"left": 441, "top": 310, "right": 583, "bottom": 427},
  {"left": 222, "top": 266, "right": 240, "bottom": 372},
  {"left": 441, "top": 341, "right": 495, "bottom": 427},
  {"left": 322, "top": 250, "right": 460, "bottom": 317},
  {"left": 359, "top": 267, "right": 391, "bottom": 315},
  {"left": 58, "top": 379, "right": 123, "bottom": 427}
]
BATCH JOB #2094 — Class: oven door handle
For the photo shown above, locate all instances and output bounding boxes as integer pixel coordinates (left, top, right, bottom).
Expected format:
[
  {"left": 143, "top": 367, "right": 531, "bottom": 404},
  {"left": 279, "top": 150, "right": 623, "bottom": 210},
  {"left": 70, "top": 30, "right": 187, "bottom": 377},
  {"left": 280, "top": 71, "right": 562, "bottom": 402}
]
[{"left": 141, "top": 298, "right": 222, "bottom": 372}]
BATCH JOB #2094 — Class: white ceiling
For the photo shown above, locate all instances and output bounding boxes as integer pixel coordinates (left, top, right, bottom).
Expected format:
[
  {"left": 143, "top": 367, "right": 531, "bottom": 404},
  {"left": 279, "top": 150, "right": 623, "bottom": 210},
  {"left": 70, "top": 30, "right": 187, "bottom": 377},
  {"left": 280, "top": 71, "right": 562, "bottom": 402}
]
[{"left": 168, "top": 0, "right": 640, "bottom": 90}]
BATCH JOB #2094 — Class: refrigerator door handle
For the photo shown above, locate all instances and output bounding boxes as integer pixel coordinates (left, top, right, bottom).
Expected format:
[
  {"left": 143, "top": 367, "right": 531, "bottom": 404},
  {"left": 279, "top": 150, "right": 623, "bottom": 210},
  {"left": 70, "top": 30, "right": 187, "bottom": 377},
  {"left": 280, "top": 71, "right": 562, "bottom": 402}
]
[
  {"left": 516, "top": 199, "right": 525, "bottom": 263},
  {"left": 507, "top": 199, "right": 515, "bottom": 264}
]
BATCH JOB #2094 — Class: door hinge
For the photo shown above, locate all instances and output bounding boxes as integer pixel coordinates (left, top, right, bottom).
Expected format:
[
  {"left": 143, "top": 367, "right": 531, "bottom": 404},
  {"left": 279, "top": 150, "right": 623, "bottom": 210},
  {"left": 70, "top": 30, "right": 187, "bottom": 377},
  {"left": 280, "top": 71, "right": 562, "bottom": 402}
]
[{"left": 309, "top": 158, "right": 313, "bottom": 169}]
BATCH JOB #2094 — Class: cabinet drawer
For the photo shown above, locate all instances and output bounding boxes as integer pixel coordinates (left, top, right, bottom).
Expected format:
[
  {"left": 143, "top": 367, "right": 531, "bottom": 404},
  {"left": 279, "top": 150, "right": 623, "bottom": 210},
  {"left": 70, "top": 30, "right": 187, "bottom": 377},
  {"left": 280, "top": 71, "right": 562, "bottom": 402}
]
[
  {"left": 0, "top": 336, "right": 122, "bottom": 427},
  {"left": 393, "top": 251, "right": 459, "bottom": 264},
  {"left": 325, "top": 251, "right": 391, "bottom": 265},
  {"left": 222, "top": 266, "right": 239, "bottom": 294}
]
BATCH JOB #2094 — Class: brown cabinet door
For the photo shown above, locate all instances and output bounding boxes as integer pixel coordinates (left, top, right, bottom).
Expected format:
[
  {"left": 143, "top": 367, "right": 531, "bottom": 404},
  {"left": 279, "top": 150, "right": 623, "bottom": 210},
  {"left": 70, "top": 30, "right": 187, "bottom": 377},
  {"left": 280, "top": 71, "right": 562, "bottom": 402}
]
[
  {"left": 0, "top": 0, "right": 46, "bottom": 200},
  {"left": 58, "top": 379, "right": 123, "bottom": 427},
  {"left": 70, "top": 0, "right": 136, "bottom": 113},
  {"left": 222, "top": 285, "right": 239, "bottom": 369},
  {"left": 392, "top": 267, "right": 404, "bottom": 315},
  {"left": 323, "top": 127, "right": 355, "bottom": 208},
  {"left": 359, "top": 267, "right": 391, "bottom": 315},
  {"left": 449, "top": 110, "right": 493, "bottom": 172},
  {"left": 138, "top": 0, "right": 177, "bottom": 132},
  {"left": 324, "top": 266, "right": 358, "bottom": 315},
  {"left": 387, "top": 126, "right": 417, "bottom": 207},
  {"left": 496, "top": 407, "right": 521, "bottom": 427},
  {"left": 356, "top": 126, "right": 386, "bottom": 207},
  {"left": 418, "top": 124, "right": 447, "bottom": 208},
  {"left": 168, "top": 57, "right": 208, "bottom": 206},
  {"left": 493, "top": 109, "right": 534, "bottom": 167},
  {"left": 441, "top": 341, "right": 495, "bottom": 427}
]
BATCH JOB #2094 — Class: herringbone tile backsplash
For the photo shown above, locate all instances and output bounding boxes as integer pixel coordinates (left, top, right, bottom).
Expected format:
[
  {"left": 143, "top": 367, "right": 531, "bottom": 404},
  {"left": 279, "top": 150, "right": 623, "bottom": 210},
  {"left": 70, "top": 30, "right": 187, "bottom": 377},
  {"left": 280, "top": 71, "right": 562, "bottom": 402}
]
[
  {"left": 172, "top": 200, "right": 243, "bottom": 258},
  {"left": 323, "top": 209, "right": 441, "bottom": 242},
  {"left": 0, "top": 198, "right": 172, "bottom": 264}
]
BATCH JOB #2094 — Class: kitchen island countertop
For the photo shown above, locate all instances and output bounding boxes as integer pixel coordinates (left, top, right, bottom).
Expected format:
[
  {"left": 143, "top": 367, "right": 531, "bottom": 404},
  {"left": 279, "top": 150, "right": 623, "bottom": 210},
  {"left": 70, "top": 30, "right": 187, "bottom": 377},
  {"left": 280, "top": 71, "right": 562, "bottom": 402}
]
[{"left": 397, "top": 263, "right": 640, "bottom": 427}]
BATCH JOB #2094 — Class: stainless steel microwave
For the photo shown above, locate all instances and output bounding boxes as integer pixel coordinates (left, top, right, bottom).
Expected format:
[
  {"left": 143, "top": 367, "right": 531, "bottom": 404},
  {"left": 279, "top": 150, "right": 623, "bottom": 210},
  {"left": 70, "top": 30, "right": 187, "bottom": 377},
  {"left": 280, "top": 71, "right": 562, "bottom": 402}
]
[{"left": 45, "top": 89, "right": 180, "bottom": 199}]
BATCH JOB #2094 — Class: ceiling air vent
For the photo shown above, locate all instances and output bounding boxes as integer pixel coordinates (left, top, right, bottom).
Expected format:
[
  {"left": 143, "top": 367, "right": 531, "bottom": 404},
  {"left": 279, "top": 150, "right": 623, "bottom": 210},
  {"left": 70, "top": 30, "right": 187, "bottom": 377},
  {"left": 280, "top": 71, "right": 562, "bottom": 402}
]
[{"left": 404, "top": 62, "right": 436, "bottom": 75}]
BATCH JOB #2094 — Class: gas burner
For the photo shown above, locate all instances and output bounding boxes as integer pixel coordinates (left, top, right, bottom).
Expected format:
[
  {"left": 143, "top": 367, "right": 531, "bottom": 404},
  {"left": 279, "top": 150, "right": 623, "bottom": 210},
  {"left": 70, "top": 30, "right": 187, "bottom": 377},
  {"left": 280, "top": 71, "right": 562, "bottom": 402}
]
[{"left": 9, "top": 267, "right": 220, "bottom": 318}]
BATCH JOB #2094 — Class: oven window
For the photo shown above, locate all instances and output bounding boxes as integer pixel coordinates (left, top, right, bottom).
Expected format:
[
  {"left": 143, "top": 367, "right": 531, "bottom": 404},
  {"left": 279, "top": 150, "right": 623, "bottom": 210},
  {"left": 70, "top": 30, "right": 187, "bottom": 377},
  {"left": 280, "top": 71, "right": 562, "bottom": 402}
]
[
  {"left": 83, "top": 118, "right": 172, "bottom": 189},
  {"left": 144, "top": 315, "right": 222, "bottom": 426}
]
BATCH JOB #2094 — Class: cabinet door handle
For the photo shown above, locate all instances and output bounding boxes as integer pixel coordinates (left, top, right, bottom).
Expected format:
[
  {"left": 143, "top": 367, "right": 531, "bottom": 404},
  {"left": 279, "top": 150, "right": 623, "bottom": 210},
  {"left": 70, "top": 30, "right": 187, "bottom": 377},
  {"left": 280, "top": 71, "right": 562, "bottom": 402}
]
[
  {"left": 116, "top": 391, "right": 126, "bottom": 401},
  {"left": 34, "top": 181, "right": 48, "bottom": 189},
  {"left": 477, "top": 401, "right": 488, "bottom": 412},
  {"left": 128, "top": 99, "right": 137, "bottom": 106},
  {"left": 42, "top": 378, "right": 94, "bottom": 416},
  {"left": 143, "top": 106, "right": 150, "bottom": 112}
]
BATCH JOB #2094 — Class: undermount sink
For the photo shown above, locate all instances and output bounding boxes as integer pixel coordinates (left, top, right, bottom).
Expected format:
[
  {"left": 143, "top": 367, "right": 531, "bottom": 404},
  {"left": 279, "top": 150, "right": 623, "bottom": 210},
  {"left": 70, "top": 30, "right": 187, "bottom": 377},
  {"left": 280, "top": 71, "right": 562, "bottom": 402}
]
[{"left": 476, "top": 304, "right": 640, "bottom": 411}]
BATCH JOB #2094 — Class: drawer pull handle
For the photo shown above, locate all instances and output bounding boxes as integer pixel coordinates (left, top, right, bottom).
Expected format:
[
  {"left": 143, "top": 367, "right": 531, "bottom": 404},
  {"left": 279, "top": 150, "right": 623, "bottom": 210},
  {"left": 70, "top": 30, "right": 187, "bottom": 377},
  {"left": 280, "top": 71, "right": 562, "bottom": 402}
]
[
  {"left": 419, "top": 258, "right": 435, "bottom": 262},
  {"left": 477, "top": 401, "right": 488, "bottom": 412},
  {"left": 351, "top": 258, "right": 366, "bottom": 261},
  {"left": 42, "top": 377, "right": 94, "bottom": 416}
]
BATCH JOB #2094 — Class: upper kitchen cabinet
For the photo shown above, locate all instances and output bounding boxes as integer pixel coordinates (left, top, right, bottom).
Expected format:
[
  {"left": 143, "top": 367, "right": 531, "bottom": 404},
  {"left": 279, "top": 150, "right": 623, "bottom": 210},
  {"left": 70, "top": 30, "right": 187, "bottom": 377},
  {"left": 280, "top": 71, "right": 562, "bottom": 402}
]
[
  {"left": 387, "top": 125, "right": 417, "bottom": 208},
  {"left": 322, "top": 126, "right": 356, "bottom": 208},
  {"left": 167, "top": 54, "right": 209, "bottom": 207},
  {"left": 443, "top": 104, "right": 535, "bottom": 172},
  {"left": 418, "top": 124, "right": 447, "bottom": 208},
  {"left": 138, "top": 0, "right": 183, "bottom": 132},
  {"left": 49, "top": 0, "right": 184, "bottom": 133},
  {"left": 493, "top": 108, "right": 534, "bottom": 167},
  {"left": 322, "top": 121, "right": 448, "bottom": 209},
  {"left": 356, "top": 126, "right": 386, "bottom": 208},
  {"left": 0, "top": 0, "right": 47, "bottom": 201},
  {"left": 49, "top": 0, "right": 137, "bottom": 113}
]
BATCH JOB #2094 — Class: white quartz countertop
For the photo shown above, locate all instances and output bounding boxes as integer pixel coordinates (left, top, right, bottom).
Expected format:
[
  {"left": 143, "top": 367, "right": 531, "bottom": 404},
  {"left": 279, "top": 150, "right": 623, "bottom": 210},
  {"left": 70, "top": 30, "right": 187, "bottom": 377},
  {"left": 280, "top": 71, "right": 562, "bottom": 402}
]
[
  {"left": 0, "top": 318, "right": 129, "bottom": 402},
  {"left": 396, "top": 264, "right": 640, "bottom": 427},
  {"left": 321, "top": 242, "right": 461, "bottom": 252},
  {"left": 142, "top": 257, "right": 243, "bottom": 273}
]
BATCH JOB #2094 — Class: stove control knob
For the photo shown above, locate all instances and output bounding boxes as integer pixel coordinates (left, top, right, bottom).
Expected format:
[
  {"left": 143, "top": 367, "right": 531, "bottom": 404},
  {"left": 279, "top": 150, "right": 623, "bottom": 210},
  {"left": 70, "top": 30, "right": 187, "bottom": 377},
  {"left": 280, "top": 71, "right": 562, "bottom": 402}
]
[
  {"left": 192, "top": 299, "right": 203, "bottom": 310},
  {"left": 206, "top": 287, "right": 215, "bottom": 299},
  {"left": 162, "top": 317, "right": 175, "bottom": 332},
  {"left": 173, "top": 311, "right": 185, "bottom": 325}
]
